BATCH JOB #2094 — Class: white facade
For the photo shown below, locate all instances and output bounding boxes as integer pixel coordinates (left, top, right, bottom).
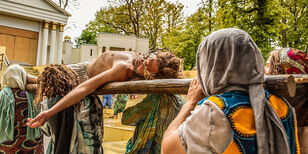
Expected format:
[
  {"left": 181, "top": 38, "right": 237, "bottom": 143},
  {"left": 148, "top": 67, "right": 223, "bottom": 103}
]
[
  {"left": 62, "top": 33, "right": 149, "bottom": 64},
  {"left": 97, "top": 33, "right": 149, "bottom": 56},
  {"left": 62, "top": 40, "right": 74, "bottom": 64},
  {"left": 0, "top": 13, "right": 40, "bottom": 32},
  {"left": 0, "top": 0, "right": 70, "bottom": 66},
  {"left": 80, "top": 45, "right": 98, "bottom": 62}
]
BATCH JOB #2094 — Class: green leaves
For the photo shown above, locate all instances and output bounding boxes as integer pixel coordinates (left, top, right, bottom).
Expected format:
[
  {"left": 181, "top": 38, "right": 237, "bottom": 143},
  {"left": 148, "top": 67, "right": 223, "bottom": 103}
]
[
  {"left": 74, "top": 29, "right": 97, "bottom": 47},
  {"left": 76, "top": 0, "right": 307, "bottom": 69}
]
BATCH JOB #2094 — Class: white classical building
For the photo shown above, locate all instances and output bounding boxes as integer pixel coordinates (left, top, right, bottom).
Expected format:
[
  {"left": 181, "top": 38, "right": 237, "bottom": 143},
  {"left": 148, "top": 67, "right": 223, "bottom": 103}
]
[
  {"left": 0, "top": 0, "right": 70, "bottom": 66},
  {"left": 62, "top": 33, "right": 149, "bottom": 64}
]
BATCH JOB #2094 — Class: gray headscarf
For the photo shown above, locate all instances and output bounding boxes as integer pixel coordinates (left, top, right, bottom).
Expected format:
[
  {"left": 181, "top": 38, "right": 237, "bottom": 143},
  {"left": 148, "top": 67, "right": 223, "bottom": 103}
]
[
  {"left": 196, "top": 28, "right": 290, "bottom": 154},
  {"left": 1, "top": 64, "right": 27, "bottom": 90}
]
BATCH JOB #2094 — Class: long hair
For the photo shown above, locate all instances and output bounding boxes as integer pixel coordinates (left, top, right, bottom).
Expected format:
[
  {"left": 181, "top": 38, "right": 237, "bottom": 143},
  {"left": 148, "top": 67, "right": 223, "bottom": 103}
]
[
  {"left": 266, "top": 49, "right": 283, "bottom": 75},
  {"left": 35, "top": 64, "right": 80, "bottom": 110},
  {"left": 154, "top": 51, "right": 182, "bottom": 79}
]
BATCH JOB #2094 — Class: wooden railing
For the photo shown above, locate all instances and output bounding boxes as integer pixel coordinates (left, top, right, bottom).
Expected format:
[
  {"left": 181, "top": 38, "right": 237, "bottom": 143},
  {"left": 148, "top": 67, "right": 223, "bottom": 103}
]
[
  {"left": 25, "top": 75, "right": 308, "bottom": 97},
  {"left": 0, "top": 53, "right": 10, "bottom": 70}
]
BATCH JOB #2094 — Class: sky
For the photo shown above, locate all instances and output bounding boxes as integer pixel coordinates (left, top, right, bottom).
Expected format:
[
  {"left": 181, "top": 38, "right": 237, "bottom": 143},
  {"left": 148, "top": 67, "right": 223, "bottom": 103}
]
[{"left": 63, "top": 0, "right": 202, "bottom": 43}]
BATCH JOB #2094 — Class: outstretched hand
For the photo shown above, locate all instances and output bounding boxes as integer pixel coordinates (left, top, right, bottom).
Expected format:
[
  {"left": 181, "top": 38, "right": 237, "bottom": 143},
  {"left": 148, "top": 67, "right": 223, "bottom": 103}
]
[
  {"left": 186, "top": 78, "right": 206, "bottom": 106},
  {"left": 26, "top": 111, "right": 50, "bottom": 128}
]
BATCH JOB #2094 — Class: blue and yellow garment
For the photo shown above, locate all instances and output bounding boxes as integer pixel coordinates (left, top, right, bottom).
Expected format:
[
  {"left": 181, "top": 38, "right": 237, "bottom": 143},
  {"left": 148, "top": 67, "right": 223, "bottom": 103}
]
[{"left": 199, "top": 91, "right": 300, "bottom": 154}]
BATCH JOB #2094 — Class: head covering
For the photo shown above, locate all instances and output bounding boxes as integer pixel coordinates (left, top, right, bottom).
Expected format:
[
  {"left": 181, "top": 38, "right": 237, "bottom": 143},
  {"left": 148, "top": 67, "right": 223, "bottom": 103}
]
[
  {"left": 279, "top": 48, "right": 308, "bottom": 74},
  {"left": 1, "top": 64, "right": 27, "bottom": 90},
  {"left": 196, "top": 28, "right": 290, "bottom": 154}
]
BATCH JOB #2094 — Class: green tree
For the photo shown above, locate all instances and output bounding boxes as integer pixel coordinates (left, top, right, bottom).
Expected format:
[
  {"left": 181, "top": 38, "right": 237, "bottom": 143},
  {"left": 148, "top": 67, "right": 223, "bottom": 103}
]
[
  {"left": 162, "top": 0, "right": 218, "bottom": 70},
  {"left": 283, "top": 0, "right": 307, "bottom": 52},
  {"left": 200, "top": 0, "right": 217, "bottom": 33},
  {"left": 163, "top": 8, "right": 207, "bottom": 70},
  {"left": 75, "top": 0, "right": 184, "bottom": 50},
  {"left": 160, "top": 1, "right": 184, "bottom": 47},
  {"left": 141, "top": 0, "right": 165, "bottom": 49},
  {"left": 74, "top": 29, "right": 97, "bottom": 47},
  {"left": 216, "top": 0, "right": 284, "bottom": 58}
]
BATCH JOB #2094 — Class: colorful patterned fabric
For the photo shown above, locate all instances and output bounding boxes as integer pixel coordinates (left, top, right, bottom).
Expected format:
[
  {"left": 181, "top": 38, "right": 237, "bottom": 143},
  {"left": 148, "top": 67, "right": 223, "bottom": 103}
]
[
  {"left": 71, "top": 95, "right": 104, "bottom": 154},
  {"left": 0, "top": 88, "right": 43, "bottom": 153},
  {"left": 43, "top": 95, "right": 103, "bottom": 154},
  {"left": 113, "top": 94, "right": 128, "bottom": 115},
  {"left": 279, "top": 48, "right": 308, "bottom": 74},
  {"left": 200, "top": 91, "right": 299, "bottom": 154},
  {"left": 122, "top": 94, "right": 182, "bottom": 154}
]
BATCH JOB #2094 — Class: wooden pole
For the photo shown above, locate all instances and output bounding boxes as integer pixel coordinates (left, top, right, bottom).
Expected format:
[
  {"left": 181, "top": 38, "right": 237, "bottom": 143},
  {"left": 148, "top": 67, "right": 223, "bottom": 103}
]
[
  {"left": 264, "top": 75, "right": 296, "bottom": 97},
  {"left": 290, "top": 74, "right": 308, "bottom": 84},
  {"left": 25, "top": 75, "right": 304, "bottom": 97},
  {"left": 93, "top": 75, "right": 298, "bottom": 97},
  {"left": 93, "top": 79, "right": 191, "bottom": 95}
]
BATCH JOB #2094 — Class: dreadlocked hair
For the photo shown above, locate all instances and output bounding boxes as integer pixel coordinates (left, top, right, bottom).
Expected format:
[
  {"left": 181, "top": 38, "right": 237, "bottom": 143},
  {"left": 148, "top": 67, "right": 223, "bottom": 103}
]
[
  {"left": 154, "top": 51, "right": 182, "bottom": 79},
  {"left": 35, "top": 64, "right": 81, "bottom": 111}
]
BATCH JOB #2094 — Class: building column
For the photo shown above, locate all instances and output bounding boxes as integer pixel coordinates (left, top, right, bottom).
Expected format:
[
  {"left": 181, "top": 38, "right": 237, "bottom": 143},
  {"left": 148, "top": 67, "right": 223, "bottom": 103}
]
[
  {"left": 49, "top": 23, "right": 57, "bottom": 64},
  {"left": 57, "top": 24, "right": 65, "bottom": 64},
  {"left": 41, "top": 21, "right": 49, "bottom": 65},
  {"left": 36, "top": 22, "right": 43, "bottom": 65}
]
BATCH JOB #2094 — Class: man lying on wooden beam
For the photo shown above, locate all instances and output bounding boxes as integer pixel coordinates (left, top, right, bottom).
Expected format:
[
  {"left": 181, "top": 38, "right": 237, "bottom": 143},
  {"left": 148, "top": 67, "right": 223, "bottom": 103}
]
[{"left": 26, "top": 51, "right": 181, "bottom": 128}]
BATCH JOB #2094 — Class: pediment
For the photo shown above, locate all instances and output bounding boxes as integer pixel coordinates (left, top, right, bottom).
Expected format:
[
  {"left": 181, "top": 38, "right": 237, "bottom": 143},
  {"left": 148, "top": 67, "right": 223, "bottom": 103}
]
[
  {"left": 5, "top": 0, "right": 70, "bottom": 16},
  {"left": 0, "top": 0, "right": 70, "bottom": 24}
]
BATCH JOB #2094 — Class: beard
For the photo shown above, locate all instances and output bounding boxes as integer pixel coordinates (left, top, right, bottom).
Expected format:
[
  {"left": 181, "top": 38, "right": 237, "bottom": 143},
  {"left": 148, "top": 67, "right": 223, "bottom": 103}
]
[{"left": 132, "top": 57, "right": 142, "bottom": 72}]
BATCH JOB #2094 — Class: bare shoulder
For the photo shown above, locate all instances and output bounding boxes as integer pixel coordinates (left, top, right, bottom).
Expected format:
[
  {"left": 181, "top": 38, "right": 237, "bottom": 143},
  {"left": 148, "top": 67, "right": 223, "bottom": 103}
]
[
  {"left": 109, "top": 62, "right": 134, "bottom": 81},
  {"left": 113, "top": 61, "right": 131, "bottom": 70},
  {"left": 100, "top": 51, "right": 135, "bottom": 58}
]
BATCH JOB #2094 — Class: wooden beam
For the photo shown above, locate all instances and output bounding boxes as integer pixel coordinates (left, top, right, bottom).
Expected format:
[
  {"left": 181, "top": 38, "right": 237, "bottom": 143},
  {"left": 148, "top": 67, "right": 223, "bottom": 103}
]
[
  {"left": 93, "top": 75, "right": 298, "bottom": 97},
  {"left": 290, "top": 74, "right": 308, "bottom": 84},
  {"left": 93, "top": 79, "right": 191, "bottom": 95},
  {"left": 25, "top": 75, "right": 305, "bottom": 97},
  {"left": 264, "top": 75, "right": 296, "bottom": 97}
]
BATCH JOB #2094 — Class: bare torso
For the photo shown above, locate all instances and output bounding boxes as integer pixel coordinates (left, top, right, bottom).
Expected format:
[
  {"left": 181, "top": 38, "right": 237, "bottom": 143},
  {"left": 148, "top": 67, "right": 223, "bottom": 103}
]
[
  {"left": 87, "top": 51, "right": 139, "bottom": 79},
  {"left": 26, "top": 51, "right": 145, "bottom": 128}
]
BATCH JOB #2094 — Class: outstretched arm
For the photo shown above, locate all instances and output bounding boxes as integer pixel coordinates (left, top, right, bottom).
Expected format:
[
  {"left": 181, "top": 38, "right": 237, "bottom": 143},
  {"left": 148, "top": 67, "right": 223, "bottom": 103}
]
[
  {"left": 161, "top": 79, "right": 206, "bottom": 154},
  {"left": 27, "top": 63, "right": 130, "bottom": 128}
]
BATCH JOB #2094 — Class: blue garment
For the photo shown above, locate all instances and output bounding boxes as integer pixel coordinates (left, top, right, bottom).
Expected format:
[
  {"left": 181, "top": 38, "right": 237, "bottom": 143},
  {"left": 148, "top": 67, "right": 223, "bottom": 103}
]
[
  {"left": 199, "top": 91, "right": 299, "bottom": 154},
  {"left": 103, "top": 95, "right": 112, "bottom": 108}
]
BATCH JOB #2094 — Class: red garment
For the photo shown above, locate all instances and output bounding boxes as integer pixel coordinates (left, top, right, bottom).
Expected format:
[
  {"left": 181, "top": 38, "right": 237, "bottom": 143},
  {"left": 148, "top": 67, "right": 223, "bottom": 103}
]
[
  {"left": 281, "top": 48, "right": 308, "bottom": 74},
  {"left": 0, "top": 89, "right": 43, "bottom": 154}
]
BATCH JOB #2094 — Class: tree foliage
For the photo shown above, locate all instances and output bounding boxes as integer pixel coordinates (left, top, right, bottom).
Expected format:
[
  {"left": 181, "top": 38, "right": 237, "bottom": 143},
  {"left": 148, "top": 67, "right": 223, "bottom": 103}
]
[
  {"left": 75, "top": 0, "right": 184, "bottom": 49},
  {"left": 74, "top": 29, "right": 97, "bottom": 47},
  {"left": 282, "top": 0, "right": 307, "bottom": 51},
  {"left": 76, "top": 0, "right": 307, "bottom": 69}
]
